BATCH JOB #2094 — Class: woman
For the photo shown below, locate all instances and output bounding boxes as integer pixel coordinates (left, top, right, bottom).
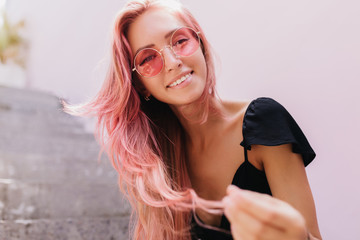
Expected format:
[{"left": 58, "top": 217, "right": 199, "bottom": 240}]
[{"left": 66, "top": 0, "right": 322, "bottom": 239}]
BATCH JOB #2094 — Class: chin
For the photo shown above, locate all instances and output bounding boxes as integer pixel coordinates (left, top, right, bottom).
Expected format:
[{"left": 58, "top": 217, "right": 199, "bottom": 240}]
[{"left": 174, "top": 88, "right": 207, "bottom": 106}]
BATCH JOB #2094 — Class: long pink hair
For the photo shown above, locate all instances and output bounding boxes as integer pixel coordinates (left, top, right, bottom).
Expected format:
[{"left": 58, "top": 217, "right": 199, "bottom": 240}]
[{"left": 64, "top": 0, "right": 223, "bottom": 239}]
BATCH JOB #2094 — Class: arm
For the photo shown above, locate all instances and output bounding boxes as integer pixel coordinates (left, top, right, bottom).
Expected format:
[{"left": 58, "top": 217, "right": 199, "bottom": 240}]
[
  {"left": 259, "top": 144, "right": 321, "bottom": 239},
  {"left": 222, "top": 144, "right": 322, "bottom": 240}
]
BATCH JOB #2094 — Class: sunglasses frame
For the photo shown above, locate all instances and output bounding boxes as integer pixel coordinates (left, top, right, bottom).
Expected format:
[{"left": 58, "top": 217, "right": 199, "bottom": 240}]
[{"left": 132, "top": 26, "right": 201, "bottom": 78}]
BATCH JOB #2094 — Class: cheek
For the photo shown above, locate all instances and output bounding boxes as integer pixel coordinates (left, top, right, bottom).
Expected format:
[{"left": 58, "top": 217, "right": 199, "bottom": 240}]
[
  {"left": 195, "top": 53, "right": 207, "bottom": 79},
  {"left": 139, "top": 76, "right": 163, "bottom": 97}
]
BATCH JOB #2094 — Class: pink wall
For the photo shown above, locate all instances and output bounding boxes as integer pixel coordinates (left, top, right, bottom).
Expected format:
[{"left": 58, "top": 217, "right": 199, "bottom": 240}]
[
  {"left": 8, "top": 0, "right": 360, "bottom": 239},
  {"left": 186, "top": 1, "right": 360, "bottom": 238},
  {"left": 184, "top": 1, "right": 360, "bottom": 238}
]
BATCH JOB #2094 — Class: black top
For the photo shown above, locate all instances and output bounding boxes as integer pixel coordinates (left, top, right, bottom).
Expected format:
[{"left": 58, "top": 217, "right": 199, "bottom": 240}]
[{"left": 190, "top": 97, "right": 316, "bottom": 240}]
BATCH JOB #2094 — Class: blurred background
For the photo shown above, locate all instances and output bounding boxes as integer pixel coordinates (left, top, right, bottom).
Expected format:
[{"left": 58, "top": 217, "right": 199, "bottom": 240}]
[{"left": 0, "top": 0, "right": 359, "bottom": 239}]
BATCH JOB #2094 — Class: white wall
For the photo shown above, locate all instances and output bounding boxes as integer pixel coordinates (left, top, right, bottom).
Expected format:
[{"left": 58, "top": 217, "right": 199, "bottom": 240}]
[
  {"left": 6, "top": 0, "right": 360, "bottom": 239},
  {"left": 7, "top": 0, "right": 123, "bottom": 102},
  {"left": 183, "top": 1, "right": 360, "bottom": 239}
]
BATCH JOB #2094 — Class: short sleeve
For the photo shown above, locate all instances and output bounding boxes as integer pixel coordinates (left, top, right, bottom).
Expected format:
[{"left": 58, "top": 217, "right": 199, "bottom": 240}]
[{"left": 240, "top": 97, "right": 316, "bottom": 167}]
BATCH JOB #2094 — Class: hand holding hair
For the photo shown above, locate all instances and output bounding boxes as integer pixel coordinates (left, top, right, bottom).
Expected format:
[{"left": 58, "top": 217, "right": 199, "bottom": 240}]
[{"left": 222, "top": 185, "right": 310, "bottom": 240}]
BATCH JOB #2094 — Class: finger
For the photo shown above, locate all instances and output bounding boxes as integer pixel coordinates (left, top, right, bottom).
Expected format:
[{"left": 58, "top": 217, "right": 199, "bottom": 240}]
[
  {"left": 225, "top": 209, "right": 253, "bottom": 240},
  {"left": 224, "top": 197, "right": 285, "bottom": 240},
  {"left": 230, "top": 224, "right": 252, "bottom": 240},
  {"left": 225, "top": 185, "right": 301, "bottom": 230}
]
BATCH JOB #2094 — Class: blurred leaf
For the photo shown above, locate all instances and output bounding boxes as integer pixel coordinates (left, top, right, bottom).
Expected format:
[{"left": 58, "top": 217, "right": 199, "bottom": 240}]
[{"left": 0, "top": 11, "right": 25, "bottom": 65}]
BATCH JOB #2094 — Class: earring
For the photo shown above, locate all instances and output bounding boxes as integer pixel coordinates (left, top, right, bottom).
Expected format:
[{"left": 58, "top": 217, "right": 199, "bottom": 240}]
[{"left": 144, "top": 95, "right": 150, "bottom": 101}]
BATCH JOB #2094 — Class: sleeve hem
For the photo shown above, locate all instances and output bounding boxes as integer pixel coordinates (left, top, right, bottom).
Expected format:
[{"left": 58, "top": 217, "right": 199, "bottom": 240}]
[{"left": 240, "top": 139, "right": 316, "bottom": 167}]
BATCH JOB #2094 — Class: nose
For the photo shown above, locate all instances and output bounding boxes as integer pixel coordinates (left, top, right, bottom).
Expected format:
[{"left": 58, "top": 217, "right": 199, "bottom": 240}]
[{"left": 162, "top": 47, "right": 182, "bottom": 72}]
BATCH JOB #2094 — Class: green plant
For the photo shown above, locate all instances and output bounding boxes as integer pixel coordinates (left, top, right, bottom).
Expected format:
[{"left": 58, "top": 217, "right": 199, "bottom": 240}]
[{"left": 0, "top": 11, "right": 25, "bottom": 67}]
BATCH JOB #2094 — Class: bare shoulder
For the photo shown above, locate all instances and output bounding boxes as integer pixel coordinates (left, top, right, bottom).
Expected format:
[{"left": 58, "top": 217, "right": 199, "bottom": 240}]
[
  {"left": 222, "top": 99, "right": 266, "bottom": 170},
  {"left": 221, "top": 99, "right": 252, "bottom": 125}
]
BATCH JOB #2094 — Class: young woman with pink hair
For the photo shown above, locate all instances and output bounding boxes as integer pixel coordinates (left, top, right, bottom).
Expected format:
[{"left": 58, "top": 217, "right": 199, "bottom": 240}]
[{"left": 66, "top": 0, "right": 322, "bottom": 239}]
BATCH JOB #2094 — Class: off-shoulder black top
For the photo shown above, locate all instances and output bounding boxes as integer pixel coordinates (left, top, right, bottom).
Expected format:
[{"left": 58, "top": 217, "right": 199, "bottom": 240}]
[{"left": 190, "top": 97, "right": 316, "bottom": 240}]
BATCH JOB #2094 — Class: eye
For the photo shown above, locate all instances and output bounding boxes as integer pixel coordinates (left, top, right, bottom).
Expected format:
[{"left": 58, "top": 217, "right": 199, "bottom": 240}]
[
  {"left": 173, "top": 37, "right": 189, "bottom": 47},
  {"left": 140, "top": 54, "right": 157, "bottom": 66}
]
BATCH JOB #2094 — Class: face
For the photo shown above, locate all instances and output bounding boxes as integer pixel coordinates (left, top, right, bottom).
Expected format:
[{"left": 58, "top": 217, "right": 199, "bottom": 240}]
[{"left": 127, "top": 8, "right": 207, "bottom": 106}]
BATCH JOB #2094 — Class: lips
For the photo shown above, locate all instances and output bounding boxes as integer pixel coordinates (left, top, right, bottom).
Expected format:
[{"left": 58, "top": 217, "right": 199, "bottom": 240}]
[{"left": 167, "top": 71, "right": 193, "bottom": 88}]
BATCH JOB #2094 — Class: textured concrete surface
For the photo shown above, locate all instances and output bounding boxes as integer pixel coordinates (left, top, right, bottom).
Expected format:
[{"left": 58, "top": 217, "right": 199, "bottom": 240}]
[
  {"left": 0, "top": 217, "right": 130, "bottom": 240},
  {"left": 0, "top": 87, "right": 131, "bottom": 239}
]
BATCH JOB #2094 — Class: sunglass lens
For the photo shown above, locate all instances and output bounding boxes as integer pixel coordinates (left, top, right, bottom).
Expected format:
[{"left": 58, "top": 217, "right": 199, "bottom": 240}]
[
  {"left": 171, "top": 28, "right": 200, "bottom": 57},
  {"left": 134, "top": 49, "right": 163, "bottom": 77}
]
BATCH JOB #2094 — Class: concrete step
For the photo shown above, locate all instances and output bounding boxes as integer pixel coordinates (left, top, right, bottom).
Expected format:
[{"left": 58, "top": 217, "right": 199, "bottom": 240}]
[
  {"left": 0, "top": 108, "right": 87, "bottom": 136},
  {"left": 0, "top": 180, "right": 130, "bottom": 220},
  {"left": 0, "top": 129, "right": 102, "bottom": 160},
  {"left": 0, "top": 86, "right": 89, "bottom": 137},
  {"left": 0, "top": 151, "right": 116, "bottom": 184},
  {"left": 0, "top": 217, "right": 130, "bottom": 240},
  {"left": 0, "top": 87, "right": 67, "bottom": 114}
]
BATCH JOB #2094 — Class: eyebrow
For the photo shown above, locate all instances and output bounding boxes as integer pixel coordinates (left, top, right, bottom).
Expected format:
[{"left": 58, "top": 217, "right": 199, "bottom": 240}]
[
  {"left": 134, "top": 28, "right": 178, "bottom": 56},
  {"left": 164, "top": 28, "right": 177, "bottom": 39}
]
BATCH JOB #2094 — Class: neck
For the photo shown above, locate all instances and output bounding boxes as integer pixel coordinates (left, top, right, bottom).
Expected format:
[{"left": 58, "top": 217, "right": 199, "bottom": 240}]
[{"left": 169, "top": 96, "right": 227, "bottom": 148}]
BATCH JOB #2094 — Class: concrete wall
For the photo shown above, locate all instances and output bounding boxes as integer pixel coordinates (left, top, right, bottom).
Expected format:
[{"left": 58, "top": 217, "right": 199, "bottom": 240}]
[{"left": 3, "top": 0, "right": 360, "bottom": 239}]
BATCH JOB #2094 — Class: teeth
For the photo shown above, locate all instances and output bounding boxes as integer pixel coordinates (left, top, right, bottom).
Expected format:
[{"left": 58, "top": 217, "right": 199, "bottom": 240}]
[{"left": 169, "top": 73, "right": 191, "bottom": 87}]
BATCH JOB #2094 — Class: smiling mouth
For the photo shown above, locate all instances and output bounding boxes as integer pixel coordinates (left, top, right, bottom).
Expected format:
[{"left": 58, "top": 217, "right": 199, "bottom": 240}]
[{"left": 167, "top": 71, "right": 193, "bottom": 88}]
